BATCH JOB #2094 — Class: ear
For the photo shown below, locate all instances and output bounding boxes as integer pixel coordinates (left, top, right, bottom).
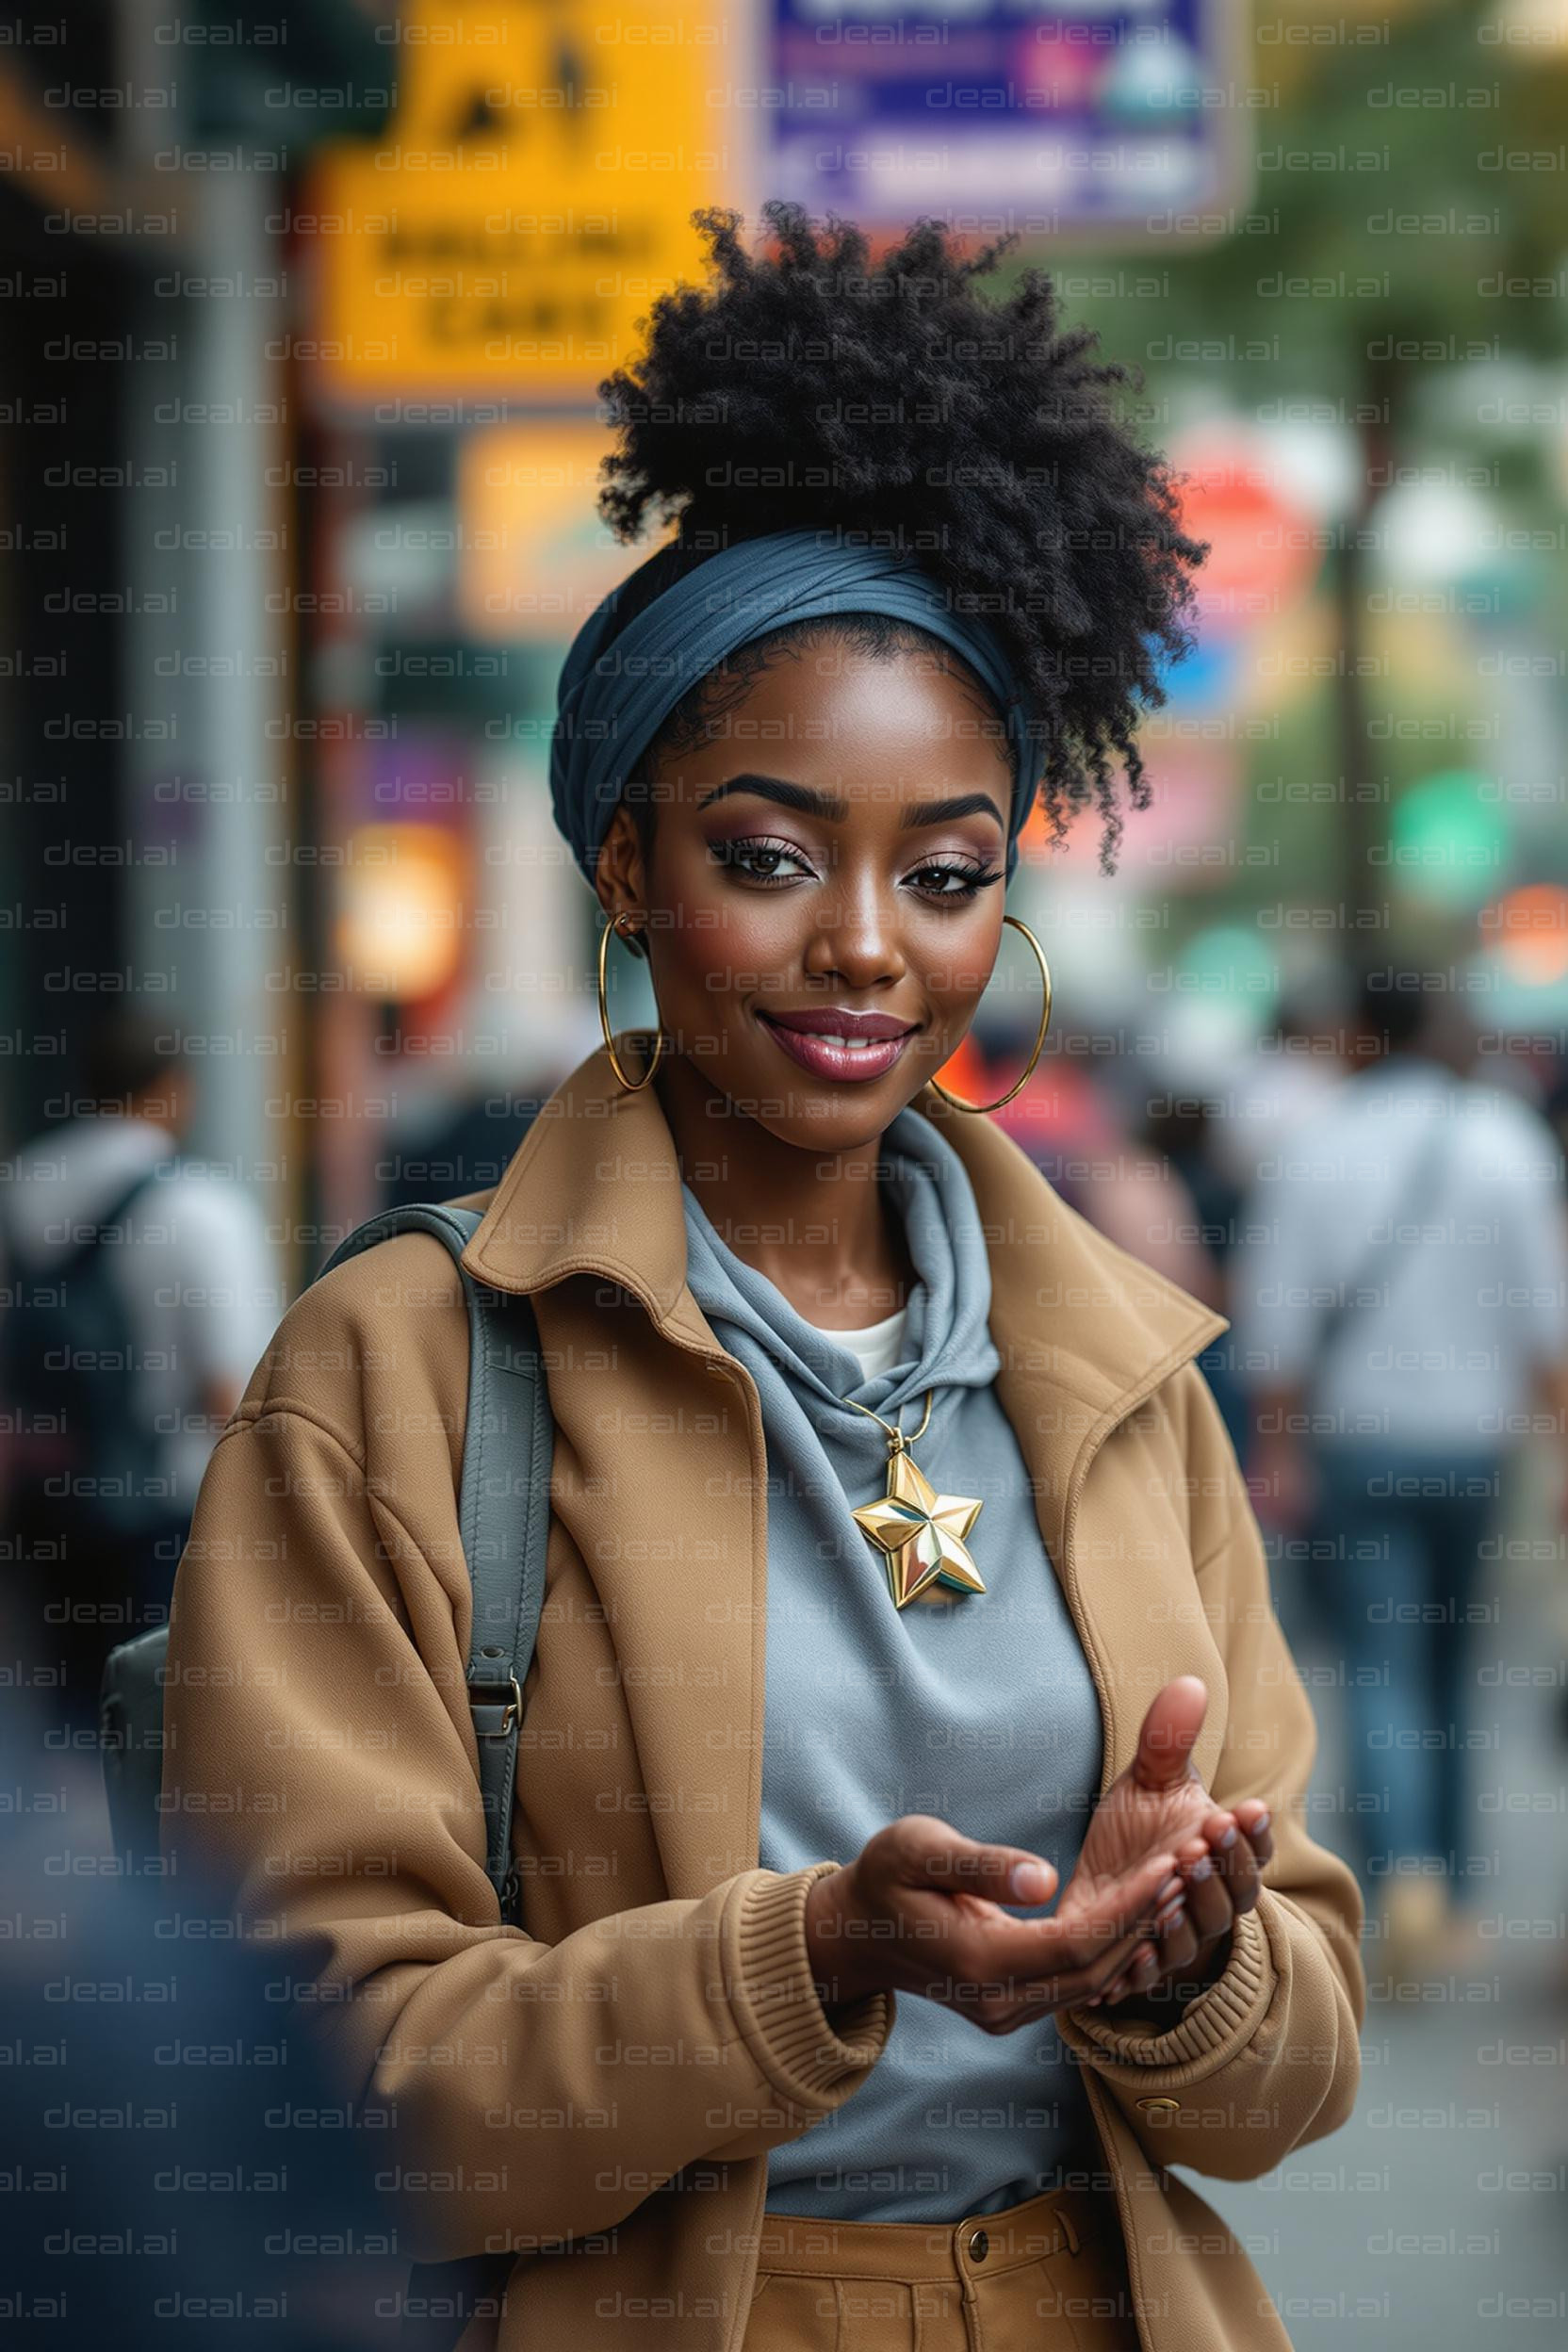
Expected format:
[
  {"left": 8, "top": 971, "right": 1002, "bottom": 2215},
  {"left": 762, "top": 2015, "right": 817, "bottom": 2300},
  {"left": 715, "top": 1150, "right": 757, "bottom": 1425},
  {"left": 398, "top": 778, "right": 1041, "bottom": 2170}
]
[{"left": 593, "top": 800, "right": 648, "bottom": 939}]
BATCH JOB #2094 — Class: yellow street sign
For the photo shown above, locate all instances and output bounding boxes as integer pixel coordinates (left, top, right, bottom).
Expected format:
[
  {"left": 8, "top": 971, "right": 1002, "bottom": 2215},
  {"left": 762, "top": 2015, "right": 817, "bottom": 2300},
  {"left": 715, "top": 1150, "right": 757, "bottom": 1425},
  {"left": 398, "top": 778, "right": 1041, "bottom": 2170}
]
[{"left": 304, "top": 0, "right": 741, "bottom": 407}]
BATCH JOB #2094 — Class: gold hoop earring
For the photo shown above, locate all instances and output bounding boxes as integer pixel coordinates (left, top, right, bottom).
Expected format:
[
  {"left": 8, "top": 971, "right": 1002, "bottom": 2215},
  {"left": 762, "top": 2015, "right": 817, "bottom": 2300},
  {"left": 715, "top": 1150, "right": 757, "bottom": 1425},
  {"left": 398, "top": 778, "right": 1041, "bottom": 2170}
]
[
  {"left": 597, "top": 910, "right": 667, "bottom": 1092},
  {"left": 926, "top": 915, "right": 1052, "bottom": 1115}
]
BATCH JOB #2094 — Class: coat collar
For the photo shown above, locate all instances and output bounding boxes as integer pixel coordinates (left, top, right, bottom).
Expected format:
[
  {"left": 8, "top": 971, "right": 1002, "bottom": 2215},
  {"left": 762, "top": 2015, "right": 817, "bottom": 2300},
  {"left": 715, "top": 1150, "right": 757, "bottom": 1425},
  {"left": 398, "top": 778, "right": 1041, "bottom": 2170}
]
[{"left": 463, "top": 1034, "right": 1229, "bottom": 1423}]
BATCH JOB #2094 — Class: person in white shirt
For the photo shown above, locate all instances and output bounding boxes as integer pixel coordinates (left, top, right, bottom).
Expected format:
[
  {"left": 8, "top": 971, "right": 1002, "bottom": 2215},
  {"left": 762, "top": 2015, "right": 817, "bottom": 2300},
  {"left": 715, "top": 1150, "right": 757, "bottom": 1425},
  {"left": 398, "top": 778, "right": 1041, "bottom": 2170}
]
[
  {"left": 1, "top": 1019, "right": 281, "bottom": 1723},
  {"left": 1229, "top": 971, "right": 1568, "bottom": 1981}
]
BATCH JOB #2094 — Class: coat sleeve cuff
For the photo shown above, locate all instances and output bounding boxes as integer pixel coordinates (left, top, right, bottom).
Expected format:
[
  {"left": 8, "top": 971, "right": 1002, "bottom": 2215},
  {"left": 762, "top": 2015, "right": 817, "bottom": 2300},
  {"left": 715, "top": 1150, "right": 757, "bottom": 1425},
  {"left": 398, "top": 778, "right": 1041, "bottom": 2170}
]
[
  {"left": 727, "top": 1860, "right": 894, "bottom": 2111},
  {"left": 1055, "top": 1903, "right": 1273, "bottom": 2077}
]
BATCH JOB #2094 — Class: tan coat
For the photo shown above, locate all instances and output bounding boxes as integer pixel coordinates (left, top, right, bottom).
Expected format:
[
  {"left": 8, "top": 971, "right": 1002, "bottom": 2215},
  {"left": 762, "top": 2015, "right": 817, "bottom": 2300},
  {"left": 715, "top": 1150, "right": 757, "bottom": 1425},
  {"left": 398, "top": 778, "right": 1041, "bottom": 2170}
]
[{"left": 161, "top": 1038, "right": 1365, "bottom": 2352}]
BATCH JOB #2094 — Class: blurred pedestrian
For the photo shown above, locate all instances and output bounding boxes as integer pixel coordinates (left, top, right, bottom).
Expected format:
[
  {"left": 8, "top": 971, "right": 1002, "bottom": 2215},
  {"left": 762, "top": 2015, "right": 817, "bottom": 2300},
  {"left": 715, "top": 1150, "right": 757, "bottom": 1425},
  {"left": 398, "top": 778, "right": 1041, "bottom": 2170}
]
[
  {"left": 0, "top": 1015, "right": 280, "bottom": 1726},
  {"left": 0, "top": 1671, "right": 403, "bottom": 2352},
  {"left": 1135, "top": 1079, "right": 1250, "bottom": 1465},
  {"left": 1230, "top": 968, "right": 1568, "bottom": 1984},
  {"left": 1200, "top": 974, "right": 1356, "bottom": 1201},
  {"left": 378, "top": 1078, "right": 550, "bottom": 1212}
]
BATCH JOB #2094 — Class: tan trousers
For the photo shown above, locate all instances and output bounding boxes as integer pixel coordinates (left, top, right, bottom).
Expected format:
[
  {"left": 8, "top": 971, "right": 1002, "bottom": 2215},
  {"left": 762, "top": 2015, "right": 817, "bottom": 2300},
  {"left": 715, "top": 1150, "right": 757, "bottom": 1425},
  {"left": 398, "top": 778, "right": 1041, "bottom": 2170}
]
[{"left": 743, "top": 2181, "right": 1140, "bottom": 2352}]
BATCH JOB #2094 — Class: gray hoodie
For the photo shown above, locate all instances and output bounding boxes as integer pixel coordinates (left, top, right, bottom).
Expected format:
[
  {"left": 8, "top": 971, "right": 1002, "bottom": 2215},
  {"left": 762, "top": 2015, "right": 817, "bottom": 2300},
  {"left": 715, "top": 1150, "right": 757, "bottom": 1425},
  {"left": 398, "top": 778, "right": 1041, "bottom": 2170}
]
[{"left": 680, "top": 1104, "right": 1106, "bottom": 2224}]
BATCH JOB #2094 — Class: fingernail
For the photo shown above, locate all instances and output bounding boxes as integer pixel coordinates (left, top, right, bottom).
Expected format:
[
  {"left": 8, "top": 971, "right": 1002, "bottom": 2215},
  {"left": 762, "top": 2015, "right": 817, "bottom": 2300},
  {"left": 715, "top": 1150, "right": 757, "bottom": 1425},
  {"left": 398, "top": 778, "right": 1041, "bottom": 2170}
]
[
  {"left": 1218, "top": 1827, "right": 1239, "bottom": 1850},
  {"left": 1188, "top": 1858, "right": 1213, "bottom": 1881},
  {"left": 1012, "top": 1862, "right": 1051, "bottom": 1901},
  {"left": 1256, "top": 1812, "right": 1271, "bottom": 1832}
]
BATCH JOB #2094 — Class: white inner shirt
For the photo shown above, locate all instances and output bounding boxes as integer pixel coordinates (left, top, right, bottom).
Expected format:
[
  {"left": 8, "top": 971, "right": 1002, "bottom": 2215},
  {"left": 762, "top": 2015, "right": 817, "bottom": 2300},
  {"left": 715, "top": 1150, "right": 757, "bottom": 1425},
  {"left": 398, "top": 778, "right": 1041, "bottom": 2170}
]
[{"left": 801, "top": 1301, "right": 911, "bottom": 1386}]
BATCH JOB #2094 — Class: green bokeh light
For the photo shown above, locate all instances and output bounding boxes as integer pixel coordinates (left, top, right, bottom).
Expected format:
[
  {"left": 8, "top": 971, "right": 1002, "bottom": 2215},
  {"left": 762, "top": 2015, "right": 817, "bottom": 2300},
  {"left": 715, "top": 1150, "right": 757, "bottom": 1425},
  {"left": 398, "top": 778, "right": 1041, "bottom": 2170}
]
[
  {"left": 1173, "top": 924, "right": 1281, "bottom": 1015},
  {"left": 1387, "top": 772, "right": 1511, "bottom": 909}
]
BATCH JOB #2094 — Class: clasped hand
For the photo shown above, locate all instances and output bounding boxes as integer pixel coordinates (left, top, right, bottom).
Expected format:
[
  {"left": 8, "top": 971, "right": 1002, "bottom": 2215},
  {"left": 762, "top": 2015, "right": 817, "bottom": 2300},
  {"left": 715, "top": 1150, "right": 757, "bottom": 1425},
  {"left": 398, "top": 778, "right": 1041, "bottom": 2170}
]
[{"left": 804, "top": 1677, "right": 1274, "bottom": 2032}]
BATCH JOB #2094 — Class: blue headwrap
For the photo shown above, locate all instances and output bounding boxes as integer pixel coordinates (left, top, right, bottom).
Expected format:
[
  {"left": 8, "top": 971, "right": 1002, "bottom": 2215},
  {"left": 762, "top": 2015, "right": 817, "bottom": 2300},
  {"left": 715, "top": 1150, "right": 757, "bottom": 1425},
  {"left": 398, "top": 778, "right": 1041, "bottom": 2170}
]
[{"left": 548, "top": 530, "right": 1042, "bottom": 889}]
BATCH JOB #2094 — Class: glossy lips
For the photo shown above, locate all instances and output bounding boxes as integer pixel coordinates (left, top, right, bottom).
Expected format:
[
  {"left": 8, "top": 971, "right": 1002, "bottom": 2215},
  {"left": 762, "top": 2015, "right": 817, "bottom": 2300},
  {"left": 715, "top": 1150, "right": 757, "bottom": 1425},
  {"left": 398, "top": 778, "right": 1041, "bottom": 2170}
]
[{"left": 757, "top": 1007, "right": 917, "bottom": 1085}]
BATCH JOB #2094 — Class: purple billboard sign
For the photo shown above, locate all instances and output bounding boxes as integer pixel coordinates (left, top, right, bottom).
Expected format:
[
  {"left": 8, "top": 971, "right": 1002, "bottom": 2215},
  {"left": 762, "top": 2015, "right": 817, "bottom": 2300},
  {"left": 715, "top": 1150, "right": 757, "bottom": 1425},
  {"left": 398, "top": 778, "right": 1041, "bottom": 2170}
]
[{"left": 760, "top": 1, "right": 1250, "bottom": 233}]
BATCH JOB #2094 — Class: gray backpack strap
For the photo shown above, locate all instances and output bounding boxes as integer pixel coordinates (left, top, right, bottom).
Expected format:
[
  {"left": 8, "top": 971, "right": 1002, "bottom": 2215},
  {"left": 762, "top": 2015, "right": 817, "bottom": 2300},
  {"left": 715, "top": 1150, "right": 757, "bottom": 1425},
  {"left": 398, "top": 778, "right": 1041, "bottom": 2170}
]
[{"left": 319, "top": 1204, "right": 550, "bottom": 1927}]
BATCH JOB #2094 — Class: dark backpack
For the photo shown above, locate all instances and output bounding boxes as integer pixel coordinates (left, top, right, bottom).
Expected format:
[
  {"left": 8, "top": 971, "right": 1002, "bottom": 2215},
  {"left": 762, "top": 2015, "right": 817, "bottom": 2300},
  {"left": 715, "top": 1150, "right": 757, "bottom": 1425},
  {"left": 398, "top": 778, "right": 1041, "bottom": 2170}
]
[
  {"left": 99, "top": 1202, "right": 555, "bottom": 2351},
  {"left": 0, "top": 1163, "right": 173, "bottom": 1548}
]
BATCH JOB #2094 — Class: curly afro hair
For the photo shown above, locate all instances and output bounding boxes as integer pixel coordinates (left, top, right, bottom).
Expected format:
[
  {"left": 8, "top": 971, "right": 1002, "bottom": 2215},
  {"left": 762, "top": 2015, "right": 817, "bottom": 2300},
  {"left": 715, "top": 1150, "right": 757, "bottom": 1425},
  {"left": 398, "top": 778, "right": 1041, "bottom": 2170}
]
[{"left": 591, "top": 202, "right": 1207, "bottom": 880}]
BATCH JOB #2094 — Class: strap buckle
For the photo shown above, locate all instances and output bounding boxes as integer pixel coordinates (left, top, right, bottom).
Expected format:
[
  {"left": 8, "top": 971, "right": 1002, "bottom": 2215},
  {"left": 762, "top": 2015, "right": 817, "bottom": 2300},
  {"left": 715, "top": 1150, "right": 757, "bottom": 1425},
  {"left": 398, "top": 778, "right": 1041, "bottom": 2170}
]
[{"left": 469, "top": 1674, "right": 522, "bottom": 1737}]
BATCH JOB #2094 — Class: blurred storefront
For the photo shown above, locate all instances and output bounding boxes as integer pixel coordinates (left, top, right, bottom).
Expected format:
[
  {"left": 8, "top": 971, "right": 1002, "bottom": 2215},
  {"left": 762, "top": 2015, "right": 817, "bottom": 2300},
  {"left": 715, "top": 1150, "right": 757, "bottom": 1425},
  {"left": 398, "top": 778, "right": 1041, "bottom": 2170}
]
[
  {"left": 0, "top": 0, "right": 396, "bottom": 1274},
  {"left": 7, "top": 2, "right": 1568, "bottom": 1289}
]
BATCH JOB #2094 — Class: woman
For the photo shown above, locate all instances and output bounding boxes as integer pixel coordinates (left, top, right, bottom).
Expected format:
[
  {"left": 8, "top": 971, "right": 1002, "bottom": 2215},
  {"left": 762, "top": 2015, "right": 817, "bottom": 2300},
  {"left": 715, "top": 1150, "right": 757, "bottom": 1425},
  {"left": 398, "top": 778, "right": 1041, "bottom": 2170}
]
[{"left": 162, "top": 208, "right": 1364, "bottom": 2352}]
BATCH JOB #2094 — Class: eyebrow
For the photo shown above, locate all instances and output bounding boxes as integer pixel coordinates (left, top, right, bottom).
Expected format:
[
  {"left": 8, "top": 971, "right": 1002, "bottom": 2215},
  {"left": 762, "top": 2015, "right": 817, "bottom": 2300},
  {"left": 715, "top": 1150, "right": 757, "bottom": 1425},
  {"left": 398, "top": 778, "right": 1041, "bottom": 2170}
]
[{"left": 695, "top": 774, "right": 1007, "bottom": 831}]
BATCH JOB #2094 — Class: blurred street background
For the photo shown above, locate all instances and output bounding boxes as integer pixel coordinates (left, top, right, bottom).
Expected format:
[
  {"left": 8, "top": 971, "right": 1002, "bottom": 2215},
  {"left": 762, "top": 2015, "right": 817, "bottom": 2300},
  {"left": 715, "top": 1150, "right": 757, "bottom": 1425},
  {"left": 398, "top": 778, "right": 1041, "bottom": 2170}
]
[{"left": 2, "top": 1, "right": 1567, "bottom": 2344}]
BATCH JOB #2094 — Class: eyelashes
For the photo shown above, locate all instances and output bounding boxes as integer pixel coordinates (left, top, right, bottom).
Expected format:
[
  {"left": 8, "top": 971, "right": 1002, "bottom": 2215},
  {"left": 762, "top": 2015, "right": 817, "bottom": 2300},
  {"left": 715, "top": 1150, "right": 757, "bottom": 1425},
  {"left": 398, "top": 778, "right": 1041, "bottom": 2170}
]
[{"left": 710, "top": 835, "right": 1004, "bottom": 903}]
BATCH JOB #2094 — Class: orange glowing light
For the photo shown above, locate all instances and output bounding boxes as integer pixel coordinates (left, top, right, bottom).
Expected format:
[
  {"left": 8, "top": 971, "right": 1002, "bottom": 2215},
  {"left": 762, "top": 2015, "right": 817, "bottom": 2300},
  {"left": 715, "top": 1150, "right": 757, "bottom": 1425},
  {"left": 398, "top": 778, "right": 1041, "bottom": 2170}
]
[
  {"left": 1486, "top": 884, "right": 1568, "bottom": 984},
  {"left": 335, "top": 823, "right": 467, "bottom": 1002}
]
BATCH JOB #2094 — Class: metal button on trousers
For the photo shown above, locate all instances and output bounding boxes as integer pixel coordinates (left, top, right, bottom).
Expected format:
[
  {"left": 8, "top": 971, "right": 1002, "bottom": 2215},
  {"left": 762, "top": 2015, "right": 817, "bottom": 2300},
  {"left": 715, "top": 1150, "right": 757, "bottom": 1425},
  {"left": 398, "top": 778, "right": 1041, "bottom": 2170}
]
[{"left": 744, "top": 2181, "right": 1140, "bottom": 2351}]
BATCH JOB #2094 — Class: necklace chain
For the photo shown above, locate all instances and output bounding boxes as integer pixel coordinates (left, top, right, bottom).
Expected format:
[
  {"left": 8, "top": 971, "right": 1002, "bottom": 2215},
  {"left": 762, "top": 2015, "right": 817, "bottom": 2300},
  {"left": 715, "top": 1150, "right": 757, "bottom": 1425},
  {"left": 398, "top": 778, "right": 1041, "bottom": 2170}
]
[{"left": 842, "top": 1386, "right": 934, "bottom": 1456}]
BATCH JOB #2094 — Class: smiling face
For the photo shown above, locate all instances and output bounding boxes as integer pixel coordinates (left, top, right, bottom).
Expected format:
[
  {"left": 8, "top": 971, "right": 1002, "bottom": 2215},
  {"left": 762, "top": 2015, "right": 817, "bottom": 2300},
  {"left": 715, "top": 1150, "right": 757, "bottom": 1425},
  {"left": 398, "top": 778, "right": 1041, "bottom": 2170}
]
[{"left": 593, "top": 629, "right": 1015, "bottom": 1158}]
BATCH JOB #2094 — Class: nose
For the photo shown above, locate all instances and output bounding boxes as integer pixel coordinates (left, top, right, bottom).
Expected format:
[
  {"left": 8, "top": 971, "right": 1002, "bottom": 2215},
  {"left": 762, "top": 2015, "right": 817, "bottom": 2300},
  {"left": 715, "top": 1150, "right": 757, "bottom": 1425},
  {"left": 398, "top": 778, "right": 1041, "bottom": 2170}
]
[{"left": 800, "top": 866, "right": 909, "bottom": 991}]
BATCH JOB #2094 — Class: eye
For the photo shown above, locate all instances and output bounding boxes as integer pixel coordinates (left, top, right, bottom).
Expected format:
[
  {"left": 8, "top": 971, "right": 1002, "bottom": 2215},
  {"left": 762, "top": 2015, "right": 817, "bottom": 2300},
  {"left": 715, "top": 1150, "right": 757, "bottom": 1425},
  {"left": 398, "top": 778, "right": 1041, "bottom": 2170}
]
[
  {"left": 907, "top": 858, "right": 1004, "bottom": 903},
  {"left": 709, "top": 835, "right": 816, "bottom": 887},
  {"left": 709, "top": 837, "right": 1004, "bottom": 902}
]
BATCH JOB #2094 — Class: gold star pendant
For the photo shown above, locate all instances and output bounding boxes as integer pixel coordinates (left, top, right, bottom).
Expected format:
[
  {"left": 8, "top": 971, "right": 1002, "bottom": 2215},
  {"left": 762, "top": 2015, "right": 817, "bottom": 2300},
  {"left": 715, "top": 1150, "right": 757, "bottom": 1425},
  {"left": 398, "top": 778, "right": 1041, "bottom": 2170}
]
[{"left": 851, "top": 1448, "right": 987, "bottom": 1609}]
